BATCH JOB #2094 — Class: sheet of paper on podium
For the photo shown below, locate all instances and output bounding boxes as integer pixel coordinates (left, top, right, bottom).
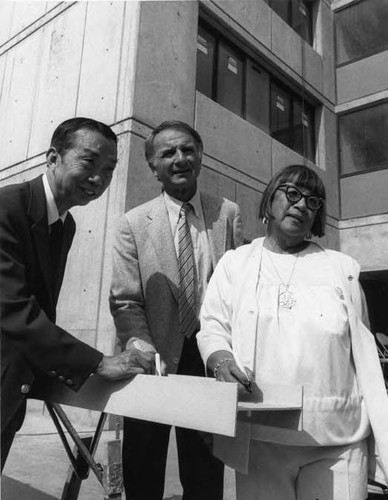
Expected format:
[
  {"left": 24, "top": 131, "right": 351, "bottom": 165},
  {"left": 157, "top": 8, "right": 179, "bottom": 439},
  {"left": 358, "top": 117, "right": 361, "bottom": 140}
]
[
  {"left": 31, "top": 374, "right": 239, "bottom": 437},
  {"left": 237, "top": 382, "right": 303, "bottom": 412}
]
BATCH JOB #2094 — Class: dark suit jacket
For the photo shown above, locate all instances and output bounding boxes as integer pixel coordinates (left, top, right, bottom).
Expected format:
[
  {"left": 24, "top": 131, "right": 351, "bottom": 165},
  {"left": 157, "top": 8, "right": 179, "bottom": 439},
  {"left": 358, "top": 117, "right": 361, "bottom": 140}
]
[
  {"left": 0, "top": 176, "right": 102, "bottom": 431},
  {"left": 109, "top": 192, "right": 243, "bottom": 373}
]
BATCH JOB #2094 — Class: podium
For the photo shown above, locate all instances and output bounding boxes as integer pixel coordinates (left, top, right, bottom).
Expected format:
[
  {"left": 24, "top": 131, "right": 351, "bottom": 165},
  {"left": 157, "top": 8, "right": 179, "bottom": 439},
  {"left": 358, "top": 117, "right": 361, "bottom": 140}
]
[{"left": 31, "top": 374, "right": 302, "bottom": 498}]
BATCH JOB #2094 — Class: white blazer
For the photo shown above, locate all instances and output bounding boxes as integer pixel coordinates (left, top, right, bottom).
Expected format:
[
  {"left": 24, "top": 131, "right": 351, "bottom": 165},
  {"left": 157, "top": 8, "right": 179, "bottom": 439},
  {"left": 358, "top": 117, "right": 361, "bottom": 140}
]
[{"left": 197, "top": 238, "right": 388, "bottom": 484}]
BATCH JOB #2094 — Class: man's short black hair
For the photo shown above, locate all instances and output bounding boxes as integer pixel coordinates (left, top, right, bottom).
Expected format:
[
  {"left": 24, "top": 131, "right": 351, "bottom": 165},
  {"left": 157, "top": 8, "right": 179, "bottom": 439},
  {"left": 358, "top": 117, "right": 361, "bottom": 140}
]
[
  {"left": 50, "top": 117, "right": 117, "bottom": 155},
  {"left": 144, "top": 121, "right": 203, "bottom": 169}
]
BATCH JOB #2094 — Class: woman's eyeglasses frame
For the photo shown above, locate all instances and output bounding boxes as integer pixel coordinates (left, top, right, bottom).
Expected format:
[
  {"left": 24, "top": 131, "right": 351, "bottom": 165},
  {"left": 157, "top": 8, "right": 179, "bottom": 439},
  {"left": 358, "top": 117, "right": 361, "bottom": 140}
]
[{"left": 277, "top": 184, "right": 323, "bottom": 211}]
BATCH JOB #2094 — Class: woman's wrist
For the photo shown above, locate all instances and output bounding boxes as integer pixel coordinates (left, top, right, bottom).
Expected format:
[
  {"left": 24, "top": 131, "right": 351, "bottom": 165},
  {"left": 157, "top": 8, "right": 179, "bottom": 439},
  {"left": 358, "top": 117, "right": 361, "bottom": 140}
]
[
  {"left": 207, "top": 350, "right": 235, "bottom": 378},
  {"left": 213, "top": 357, "right": 234, "bottom": 379}
]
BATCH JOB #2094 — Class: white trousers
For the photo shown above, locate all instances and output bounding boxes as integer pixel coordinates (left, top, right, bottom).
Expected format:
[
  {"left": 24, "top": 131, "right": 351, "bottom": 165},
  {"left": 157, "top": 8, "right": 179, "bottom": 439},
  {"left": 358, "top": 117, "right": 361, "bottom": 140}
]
[{"left": 236, "top": 440, "right": 368, "bottom": 500}]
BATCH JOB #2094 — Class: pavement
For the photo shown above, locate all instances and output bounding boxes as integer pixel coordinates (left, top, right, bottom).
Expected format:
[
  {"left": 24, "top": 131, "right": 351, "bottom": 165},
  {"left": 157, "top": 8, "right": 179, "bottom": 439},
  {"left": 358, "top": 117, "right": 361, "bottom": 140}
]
[
  {"left": 2, "top": 401, "right": 385, "bottom": 499},
  {"left": 1, "top": 400, "right": 236, "bottom": 500}
]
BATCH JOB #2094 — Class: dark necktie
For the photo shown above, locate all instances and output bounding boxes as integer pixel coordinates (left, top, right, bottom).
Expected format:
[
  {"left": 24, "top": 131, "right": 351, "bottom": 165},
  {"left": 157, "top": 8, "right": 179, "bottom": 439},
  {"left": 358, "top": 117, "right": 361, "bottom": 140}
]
[
  {"left": 49, "top": 219, "right": 64, "bottom": 284},
  {"left": 178, "top": 203, "right": 198, "bottom": 338}
]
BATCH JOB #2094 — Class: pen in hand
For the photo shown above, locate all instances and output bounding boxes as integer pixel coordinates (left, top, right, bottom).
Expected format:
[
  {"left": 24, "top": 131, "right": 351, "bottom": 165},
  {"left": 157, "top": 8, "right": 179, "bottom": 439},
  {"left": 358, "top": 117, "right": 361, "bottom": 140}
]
[
  {"left": 243, "top": 368, "right": 253, "bottom": 393},
  {"left": 244, "top": 379, "right": 252, "bottom": 393},
  {"left": 155, "top": 352, "right": 162, "bottom": 376}
]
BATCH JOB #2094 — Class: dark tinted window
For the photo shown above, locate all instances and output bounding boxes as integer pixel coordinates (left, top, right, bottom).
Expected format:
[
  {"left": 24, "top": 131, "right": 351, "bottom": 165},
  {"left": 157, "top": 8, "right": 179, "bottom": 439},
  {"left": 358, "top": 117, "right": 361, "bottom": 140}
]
[
  {"left": 196, "top": 26, "right": 216, "bottom": 98},
  {"left": 269, "top": 0, "right": 314, "bottom": 45},
  {"left": 293, "top": 98, "right": 315, "bottom": 161},
  {"left": 339, "top": 102, "right": 388, "bottom": 174},
  {"left": 271, "top": 83, "right": 291, "bottom": 148},
  {"left": 246, "top": 62, "right": 270, "bottom": 133},
  {"left": 217, "top": 42, "right": 244, "bottom": 116},
  {"left": 196, "top": 22, "right": 316, "bottom": 161},
  {"left": 336, "top": 0, "right": 388, "bottom": 66}
]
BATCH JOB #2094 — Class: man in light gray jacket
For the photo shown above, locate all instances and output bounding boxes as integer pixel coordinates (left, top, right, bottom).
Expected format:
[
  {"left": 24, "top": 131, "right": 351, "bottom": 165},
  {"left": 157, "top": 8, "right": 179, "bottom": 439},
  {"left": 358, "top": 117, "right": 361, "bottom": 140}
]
[{"left": 109, "top": 120, "right": 243, "bottom": 500}]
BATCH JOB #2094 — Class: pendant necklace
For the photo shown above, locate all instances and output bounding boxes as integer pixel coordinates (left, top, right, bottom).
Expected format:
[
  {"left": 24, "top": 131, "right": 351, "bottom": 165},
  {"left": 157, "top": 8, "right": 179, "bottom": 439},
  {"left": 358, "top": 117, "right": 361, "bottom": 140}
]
[{"left": 265, "top": 248, "right": 299, "bottom": 310}]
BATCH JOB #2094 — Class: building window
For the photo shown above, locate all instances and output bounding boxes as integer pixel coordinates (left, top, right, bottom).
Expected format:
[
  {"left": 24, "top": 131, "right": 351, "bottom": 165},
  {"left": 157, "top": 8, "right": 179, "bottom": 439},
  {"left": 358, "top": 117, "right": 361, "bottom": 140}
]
[
  {"left": 339, "top": 102, "right": 388, "bottom": 175},
  {"left": 336, "top": 0, "right": 388, "bottom": 66},
  {"left": 267, "top": 0, "right": 314, "bottom": 46},
  {"left": 196, "top": 22, "right": 316, "bottom": 161}
]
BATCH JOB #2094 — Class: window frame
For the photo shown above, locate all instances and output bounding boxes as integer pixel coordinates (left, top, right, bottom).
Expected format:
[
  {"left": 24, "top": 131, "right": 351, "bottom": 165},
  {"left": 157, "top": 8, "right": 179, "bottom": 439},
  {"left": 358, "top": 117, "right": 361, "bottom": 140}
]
[
  {"left": 196, "top": 19, "right": 317, "bottom": 162},
  {"left": 335, "top": 0, "right": 388, "bottom": 68},
  {"left": 268, "top": 0, "right": 315, "bottom": 46},
  {"left": 338, "top": 100, "right": 388, "bottom": 178}
]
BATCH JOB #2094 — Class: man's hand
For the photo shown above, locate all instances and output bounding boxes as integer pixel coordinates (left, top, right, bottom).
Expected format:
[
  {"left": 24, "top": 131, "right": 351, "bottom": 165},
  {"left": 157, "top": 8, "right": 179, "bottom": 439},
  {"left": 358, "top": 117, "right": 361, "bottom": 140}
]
[{"left": 95, "top": 344, "right": 155, "bottom": 381}]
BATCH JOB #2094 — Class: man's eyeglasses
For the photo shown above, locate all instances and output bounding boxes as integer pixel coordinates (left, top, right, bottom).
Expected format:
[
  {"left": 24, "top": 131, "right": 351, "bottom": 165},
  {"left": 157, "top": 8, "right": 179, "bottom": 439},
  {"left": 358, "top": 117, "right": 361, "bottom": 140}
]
[{"left": 277, "top": 184, "right": 323, "bottom": 211}]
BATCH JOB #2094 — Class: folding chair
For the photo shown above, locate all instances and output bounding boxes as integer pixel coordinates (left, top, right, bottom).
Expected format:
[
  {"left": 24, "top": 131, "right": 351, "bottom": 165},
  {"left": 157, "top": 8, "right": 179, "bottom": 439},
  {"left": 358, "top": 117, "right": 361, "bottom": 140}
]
[
  {"left": 376, "top": 332, "right": 388, "bottom": 388},
  {"left": 367, "top": 332, "right": 388, "bottom": 498}
]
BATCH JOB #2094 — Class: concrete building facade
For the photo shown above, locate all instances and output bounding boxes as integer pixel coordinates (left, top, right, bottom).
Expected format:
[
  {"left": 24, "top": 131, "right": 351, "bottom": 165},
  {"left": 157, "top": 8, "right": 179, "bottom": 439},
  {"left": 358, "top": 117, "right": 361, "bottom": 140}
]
[{"left": 0, "top": 0, "right": 387, "bottom": 414}]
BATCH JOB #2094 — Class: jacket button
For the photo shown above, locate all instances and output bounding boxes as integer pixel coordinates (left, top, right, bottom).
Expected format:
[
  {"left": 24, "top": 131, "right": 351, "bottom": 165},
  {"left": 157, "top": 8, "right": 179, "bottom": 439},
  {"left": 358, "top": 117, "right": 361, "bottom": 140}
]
[
  {"left": 48, "top": 370, "right": 56, "bottom": 377},
  {"left": 58, "top": 375, "right": 65, "bottom": 382},
  {"left": 173, "top": 357, "right": 179, "bottom": 365},
  {"left": 65, "top": 379, "right": 74, "bottom": 387},
  {"left": 21, "top": 384, "right": 30, "bottom": 394}
]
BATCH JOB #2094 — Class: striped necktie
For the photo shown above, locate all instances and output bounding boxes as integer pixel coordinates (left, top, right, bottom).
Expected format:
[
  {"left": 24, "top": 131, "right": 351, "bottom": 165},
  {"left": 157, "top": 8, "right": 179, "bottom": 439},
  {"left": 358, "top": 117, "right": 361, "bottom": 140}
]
[{"left": 178, "top": 203, "right": 198, "bottom": 338}]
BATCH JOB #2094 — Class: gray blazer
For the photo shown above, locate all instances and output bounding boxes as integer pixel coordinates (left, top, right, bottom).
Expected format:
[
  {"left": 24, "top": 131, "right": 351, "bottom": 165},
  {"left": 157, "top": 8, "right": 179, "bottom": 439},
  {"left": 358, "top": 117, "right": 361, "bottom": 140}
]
[{"left": 109, "top": 191, "right": 243, "bottom": 373}]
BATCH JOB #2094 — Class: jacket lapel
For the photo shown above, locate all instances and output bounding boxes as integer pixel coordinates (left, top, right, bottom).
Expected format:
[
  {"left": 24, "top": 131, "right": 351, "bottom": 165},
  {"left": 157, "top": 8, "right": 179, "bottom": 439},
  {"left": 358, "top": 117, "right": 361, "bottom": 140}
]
[
  {"left": 28, "top": 176, "right": 76, "bottom": 307},
  {"left": 29, "top": 176, "right": 53, "bottom": 304},
  {"left": 201, "top": 192, "right": 225, "bottom": 269},
  {"left": 52, "top": 214, "right": 75, "bottom": 302},
  {"left": 146, "top": 195, "right": 179, "bottom": 302}
]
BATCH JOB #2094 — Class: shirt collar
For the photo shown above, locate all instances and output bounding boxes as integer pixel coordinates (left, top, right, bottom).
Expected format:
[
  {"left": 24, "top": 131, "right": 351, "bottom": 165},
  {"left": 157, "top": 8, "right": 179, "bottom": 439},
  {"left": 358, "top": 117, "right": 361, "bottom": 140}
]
[
  {"left": 42, "top": 173, "right": 67, "bottom": 225},
  {"left": 163, "top": 190, "right": 201, "bottom": 219}
]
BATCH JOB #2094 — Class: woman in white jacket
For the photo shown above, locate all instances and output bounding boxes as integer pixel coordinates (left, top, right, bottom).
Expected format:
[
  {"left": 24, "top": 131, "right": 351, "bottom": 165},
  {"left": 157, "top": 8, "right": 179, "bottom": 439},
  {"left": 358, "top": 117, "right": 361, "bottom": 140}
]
[{"left": 197, "top": 164, "right": 388, "bottom": 500}]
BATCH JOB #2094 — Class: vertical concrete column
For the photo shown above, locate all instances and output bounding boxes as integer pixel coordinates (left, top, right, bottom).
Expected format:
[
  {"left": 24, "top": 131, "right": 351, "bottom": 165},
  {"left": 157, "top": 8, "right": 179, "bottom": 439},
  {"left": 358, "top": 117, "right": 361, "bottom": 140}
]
[{"left": 131, "top": 1, "right": 199, "bottom": 128}]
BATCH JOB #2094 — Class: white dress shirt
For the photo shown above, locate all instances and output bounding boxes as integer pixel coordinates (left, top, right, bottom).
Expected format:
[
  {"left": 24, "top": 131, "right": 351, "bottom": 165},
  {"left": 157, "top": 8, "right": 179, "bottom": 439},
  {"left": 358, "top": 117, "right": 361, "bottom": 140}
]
[{"left": 42, "top": 172, "right": 67, "bottom": 226}]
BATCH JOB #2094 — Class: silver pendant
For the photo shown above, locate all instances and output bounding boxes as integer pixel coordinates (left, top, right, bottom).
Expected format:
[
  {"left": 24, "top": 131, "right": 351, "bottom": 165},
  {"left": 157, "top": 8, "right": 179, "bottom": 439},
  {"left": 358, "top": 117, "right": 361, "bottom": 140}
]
[{"left": 279, "top": 287, "right": 296, "bottom": 309}]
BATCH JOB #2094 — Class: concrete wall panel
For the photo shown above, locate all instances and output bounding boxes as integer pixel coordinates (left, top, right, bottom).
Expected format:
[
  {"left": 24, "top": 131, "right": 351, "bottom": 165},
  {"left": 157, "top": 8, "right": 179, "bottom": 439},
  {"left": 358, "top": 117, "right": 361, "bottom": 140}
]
[
  {"left": 271, "top": 139, "right": 306, "bottom": 175},
  {"left": 8, "top": 1, "right": 46, "bottom": 40},
  {"left": 195, "top": 93, "right": 272, "bottom": 183},
  {"left": 0, "top": 31, "right": 41, "bottom": 169},
  {"left": 0, "top": 53, "right": 7, "bottom": 109},
  {"left": 28, "top": 3, "right": 86, "bottom": 157},
  {"left": 317, "top": 1, "right": 335, "bottom": 103},
  {"left": 319, "top": 222, "right": 339, "bottom": 251},
  {"left": 340, "top": 221, "right": 388, "bottom": 271},
  {"left": 199, "top": 166, "right": 236, "bottom": 202},
  {"left": 58, "top": 190, "right": 110, "bottom": 331},
  {"left": 115, "top": 2, "right": 141, "bottom": 123},
  {"left": 304, "top": 43, "right": 323, "bottom": 94},
  {"left": 341, "top": 170, "right": 388, "bottom": 219},
  {"left": 235, "top": 182, "right": 264, "bottom": 243},
  {"left": 124, "top": 132, "right": 161, "bottom": 212},
  {"left": 210, "top": 0, "right": 271, "bottom": 49},
  {"left": 271, "top": 12, "right": 302, "bottom": 75},
  {"left": 316, "top": 107, "right": 340, "bottom": 219},
  {"left": 0, "top": 1, "right": 14, "bottom": 46},
  {"left": 76, "top": 2, "right": 125, "bottom": 124},
  {"left": 337, "top": 51, "right": 388, "bottom": 104},
  {"left": 132, "top": 1, "right": 198, "bottom": 128}
]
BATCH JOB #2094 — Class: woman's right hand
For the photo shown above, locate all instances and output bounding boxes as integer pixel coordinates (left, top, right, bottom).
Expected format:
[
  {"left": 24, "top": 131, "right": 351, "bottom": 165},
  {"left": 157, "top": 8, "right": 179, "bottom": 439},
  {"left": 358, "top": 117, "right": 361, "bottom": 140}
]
[{"left": 207, "top": 351, "right": 254, "bottom": 394}]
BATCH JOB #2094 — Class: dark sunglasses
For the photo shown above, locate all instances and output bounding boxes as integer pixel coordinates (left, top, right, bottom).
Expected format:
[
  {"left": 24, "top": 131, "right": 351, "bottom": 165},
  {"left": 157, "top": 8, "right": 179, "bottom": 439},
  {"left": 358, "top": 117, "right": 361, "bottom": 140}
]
[{"left": 277, "top": 184, "right": 323, "bottom": 211}]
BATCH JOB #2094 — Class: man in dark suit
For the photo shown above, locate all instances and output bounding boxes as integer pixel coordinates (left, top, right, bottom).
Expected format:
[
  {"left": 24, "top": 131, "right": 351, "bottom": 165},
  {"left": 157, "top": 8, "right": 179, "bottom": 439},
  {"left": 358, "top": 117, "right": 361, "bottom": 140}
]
[
  {"left": 0, "top": 117, "right": 154, "bottom": 470},
  {"left": 109, "top": 120, "right": 243, "bottom": 500}
]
